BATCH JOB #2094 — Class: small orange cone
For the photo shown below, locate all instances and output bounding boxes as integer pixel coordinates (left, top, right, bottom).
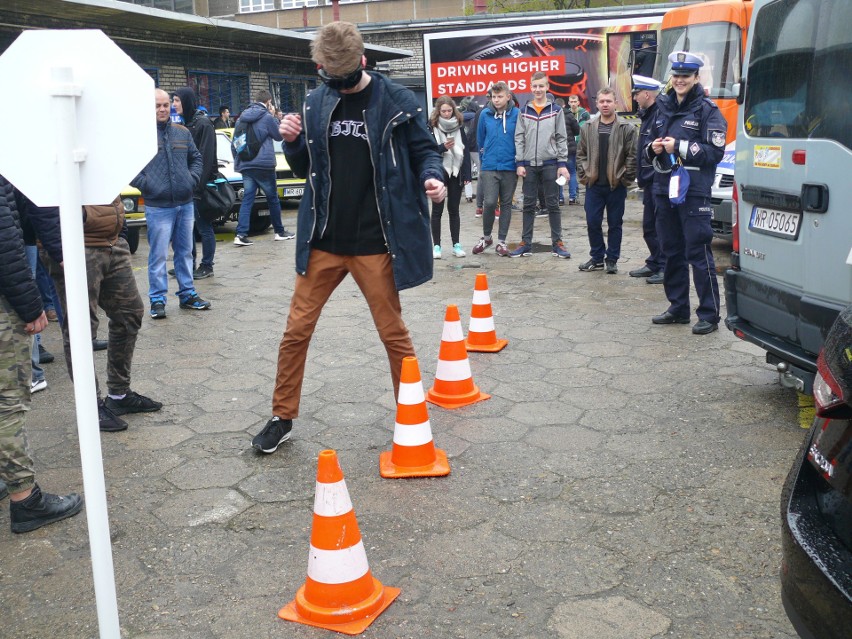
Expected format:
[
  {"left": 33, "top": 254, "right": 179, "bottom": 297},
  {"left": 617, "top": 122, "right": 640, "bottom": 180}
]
[
  {"left": 426, "top": 304, "right": 491, "bottom": 409},
  {"left": 380, "top": 356, "right": 450, "bottom": 478},
  {"left": 279, "top": 450, "right": 400, "bottom": 635},
  {"left": 465, "top": 273, "right": 509, "bottom": 353}
]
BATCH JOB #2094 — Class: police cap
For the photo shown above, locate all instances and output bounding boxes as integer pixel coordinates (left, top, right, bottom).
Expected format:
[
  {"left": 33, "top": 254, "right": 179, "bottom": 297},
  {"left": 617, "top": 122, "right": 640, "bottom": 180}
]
[
  {"left": 632, "top": 75, "right": 662, "bottom": 93},
  {"left": 668, "top": 51, "right": 703, "bottom": 75}
]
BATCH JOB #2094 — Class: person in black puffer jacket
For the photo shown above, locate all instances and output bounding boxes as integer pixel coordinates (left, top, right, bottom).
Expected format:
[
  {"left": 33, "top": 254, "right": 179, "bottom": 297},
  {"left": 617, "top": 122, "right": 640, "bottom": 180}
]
[{"left": 0, "top": 174, "right": 84, "bottom": 534}]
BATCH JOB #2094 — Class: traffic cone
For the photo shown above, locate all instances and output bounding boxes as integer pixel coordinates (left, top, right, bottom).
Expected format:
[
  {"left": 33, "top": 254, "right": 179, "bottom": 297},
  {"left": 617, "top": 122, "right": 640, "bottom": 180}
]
[
  {"left": 465, "top": 273, "right": 509, "bottom": 353},
  {"left": 380, "top": 356, "right": 450, "bottom": 478},
  {"left": 426, "top": 304, "right": 491, "bottom": 409},
  {"left": 279, "top": 450, "right": 400, "bottom": 635}
]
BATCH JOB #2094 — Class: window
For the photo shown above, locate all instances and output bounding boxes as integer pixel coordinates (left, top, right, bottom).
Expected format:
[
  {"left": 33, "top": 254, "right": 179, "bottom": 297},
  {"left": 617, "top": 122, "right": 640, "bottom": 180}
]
[
  {"left": 117, "top": 0, "right": 193, "bottom": 12},
  {"left": 655, "top": 22, "right": 742, "bottom": 99},
  {"left": 743, "top": 0, "right": 852, "bottom": 149},
  {"left": 280, "top": 0, "right": 318, "bottom": 7},
  {"left": 239, "top": 0, "right": 274, "bottom": 12},
  {"left": 186, "top": 71, "right": 250, "bottom": 120},
  {"left": 269, "top": 75, "right": 316, "bottom": 115}
]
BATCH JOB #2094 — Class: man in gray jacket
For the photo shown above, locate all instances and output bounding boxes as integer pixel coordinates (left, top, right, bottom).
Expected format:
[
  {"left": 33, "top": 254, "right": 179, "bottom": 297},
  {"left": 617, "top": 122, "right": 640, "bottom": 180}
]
[
  {"left": 510, "top": 72, "right": 570, "bottom": 258},
  {"left": 576, "top": 87, "right": 637, "bottom": 274}
]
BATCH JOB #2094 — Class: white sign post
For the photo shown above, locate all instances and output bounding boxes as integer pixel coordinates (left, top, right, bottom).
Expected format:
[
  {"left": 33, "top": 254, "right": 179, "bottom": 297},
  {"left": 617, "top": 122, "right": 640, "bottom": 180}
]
[{"left": 0, "top": 30, "right": 157, "bottom": 638}]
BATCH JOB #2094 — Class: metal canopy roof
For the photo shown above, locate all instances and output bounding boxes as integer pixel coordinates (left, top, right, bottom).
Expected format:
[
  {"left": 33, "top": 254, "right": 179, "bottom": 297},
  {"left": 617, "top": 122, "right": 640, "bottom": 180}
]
[{"left": 1, "top": 0, "right": 412, "bottom": 63}]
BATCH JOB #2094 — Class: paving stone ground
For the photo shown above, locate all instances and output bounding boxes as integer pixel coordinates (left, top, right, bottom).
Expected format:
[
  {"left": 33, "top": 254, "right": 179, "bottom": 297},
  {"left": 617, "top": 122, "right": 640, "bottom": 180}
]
[{"left": 0, "top": 193, "right": 802, "bottom": 638}]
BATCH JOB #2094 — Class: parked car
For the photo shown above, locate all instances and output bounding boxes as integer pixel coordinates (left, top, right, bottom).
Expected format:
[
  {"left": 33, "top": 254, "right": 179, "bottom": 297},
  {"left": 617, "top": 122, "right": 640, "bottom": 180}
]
[
  {"left": 120, "top": 186, "right": 145, "bottom": 254},
  {"left": 710, "top": 141, "right": 735, "bottom": 240},
  {"left": 781, "top": 302, "right": 852, "bottom": 639},
  {"left": 215, "top": 128, "right": 305, "bottom": 233}
]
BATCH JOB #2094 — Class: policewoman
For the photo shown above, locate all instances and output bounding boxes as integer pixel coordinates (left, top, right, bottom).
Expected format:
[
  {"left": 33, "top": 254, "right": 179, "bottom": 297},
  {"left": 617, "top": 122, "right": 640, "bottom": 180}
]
[{"left": 644, "top": 52, "right": 726, "bottom": 335}]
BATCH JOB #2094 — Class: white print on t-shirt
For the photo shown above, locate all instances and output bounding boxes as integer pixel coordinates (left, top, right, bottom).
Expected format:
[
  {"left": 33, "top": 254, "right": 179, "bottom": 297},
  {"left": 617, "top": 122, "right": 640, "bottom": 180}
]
[{"left": 330, "top": 120, "right": 368, "bottom": 140}]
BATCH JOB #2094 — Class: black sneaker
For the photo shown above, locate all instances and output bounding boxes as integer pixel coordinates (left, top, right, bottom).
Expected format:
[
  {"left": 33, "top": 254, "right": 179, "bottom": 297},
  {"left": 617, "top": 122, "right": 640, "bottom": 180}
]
[
  {"left": 98, "top": 399, "right": 128, "bottom": 432},
  {"left": 179, "top": 294, "right": 211, "bottom": 311},
  {"left": 168, "top": 268, "right": 175, "bottom": 277},
  {"left": 605, "top": 260, "right": 618, "bottom": 274},
  {"left": 150, "top": 300, "right": 166, "bottom": 320},
  {"left": 38, "top": 344, "right": 55, "bottom": 364},
  {"left": 92, "top": 338, "right": 108, "bottom": 351},
  {"left": 10, "top": 484, "right": 84, "bottom": 534},
  {"left": 105, "top": 391, "right": 163, "bottom": 415},
  {"left": 233, "top": 235, "right": 253, "bottom": 246},
  {"left": 252, "top": 417, "right": 293, "bottom": 454},
  {"left": 193, "top": 265, "right": 214, "bottom": 279},
  {"left": 579, "top": 259, "right": 604, "bottom": 271}
]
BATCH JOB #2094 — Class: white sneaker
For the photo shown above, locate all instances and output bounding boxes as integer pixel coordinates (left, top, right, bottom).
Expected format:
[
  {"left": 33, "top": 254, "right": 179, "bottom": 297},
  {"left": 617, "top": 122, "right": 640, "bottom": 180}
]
[
  {"left": 452, "top": 243, "right": 466, "bottom": 258},
  {"left": 274, "top": 230, "right": 295, "bottom": 241},
  {"left": 433, "top": 245, "right": 442, "bottom": 259},
  {"left": 31, "top": 379, "right": 47, "bottom": 393}
]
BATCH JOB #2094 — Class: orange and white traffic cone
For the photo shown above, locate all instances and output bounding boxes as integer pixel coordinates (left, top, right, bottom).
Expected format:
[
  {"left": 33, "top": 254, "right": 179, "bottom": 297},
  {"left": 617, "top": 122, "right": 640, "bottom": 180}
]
[
  {"left": 465, "top": 273, "right": 509, "bottom": 353},
  {"left": 380, "top": 356, "right": 450, "bottom": 478},
  {"left": 279, "top": 450, "right": 400, "bottom": 635},
  {"left": 426, "top": 304, "right": 490, "bottom": 409}
]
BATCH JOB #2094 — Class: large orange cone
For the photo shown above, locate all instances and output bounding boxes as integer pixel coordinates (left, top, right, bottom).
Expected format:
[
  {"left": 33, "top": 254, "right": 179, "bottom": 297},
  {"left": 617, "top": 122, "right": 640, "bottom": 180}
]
[
  {"left": 465, "top": 273, "right": 509, "bottom": 353},
  {"left": 380, "top": 356, "right": 450, "bottom": 478},
  {"left": 426, "top": 304, "right": 491, "bottom": 409},
  {"left": 279, "top": 450, "right": 400, "bottom": 635}
]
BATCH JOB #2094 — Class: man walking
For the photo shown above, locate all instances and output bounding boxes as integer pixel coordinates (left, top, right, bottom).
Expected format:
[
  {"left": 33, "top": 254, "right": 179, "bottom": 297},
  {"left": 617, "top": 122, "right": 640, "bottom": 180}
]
[
  {"left": 576, "top": 87, "right": 637, "bottom": 274},
  {"left": 628, "top": 75, "right": 666, "bottom": 284},
  {"left": 131, "top": 88, "right": 210, "bottom": 319},
  {"left": 472, "top": 81, "right": 518, "bottom": 257},
  {"left": 173, "top": 87, "right": 217, "bottom": 280},
  {"left": 0, "top": 174, "right": 84, "bottom": 533},
  {"left": 250, "top": 21, "right": 445, "bottom": 454},
  {"left": 510, "top": 72, "right": 571, "bottom": 258},
  {"left": 231, "top": 90, "right": 294, "bottom": 246}
]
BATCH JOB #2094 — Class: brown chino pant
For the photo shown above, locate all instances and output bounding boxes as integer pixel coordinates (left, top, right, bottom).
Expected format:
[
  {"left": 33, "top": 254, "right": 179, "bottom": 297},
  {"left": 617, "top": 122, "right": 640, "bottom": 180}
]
[{"left": 271, "top": 249, "right": 415, "bottom": 419}]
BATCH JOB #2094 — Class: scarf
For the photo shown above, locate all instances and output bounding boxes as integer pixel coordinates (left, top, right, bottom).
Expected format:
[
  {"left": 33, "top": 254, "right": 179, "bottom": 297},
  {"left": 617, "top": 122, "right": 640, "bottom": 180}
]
[{"left": 433, "top": 116, "right": 465, "bottom": 177}]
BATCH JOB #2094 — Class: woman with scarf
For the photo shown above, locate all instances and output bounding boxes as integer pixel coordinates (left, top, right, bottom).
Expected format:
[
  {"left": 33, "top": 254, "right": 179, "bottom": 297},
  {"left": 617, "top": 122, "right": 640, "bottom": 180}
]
[{"left": 428, "top": 96, "right": 472, "bottom": 259}]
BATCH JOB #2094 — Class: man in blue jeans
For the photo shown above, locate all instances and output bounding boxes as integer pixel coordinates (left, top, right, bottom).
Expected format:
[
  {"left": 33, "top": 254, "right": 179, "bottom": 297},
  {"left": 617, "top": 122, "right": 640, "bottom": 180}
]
[
  {"left": 576, "top": 87, "right": 637, "bottom": 274},
  {"left": 232, "top": 90, "right": 294, "bottom": 246},
  {"left": 131, "top": 89, "right": 210, "bottom": 319}
]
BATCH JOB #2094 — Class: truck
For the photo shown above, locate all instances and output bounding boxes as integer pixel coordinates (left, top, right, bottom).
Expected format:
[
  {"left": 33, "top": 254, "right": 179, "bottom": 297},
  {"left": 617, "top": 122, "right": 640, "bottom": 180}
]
[
  {"left": 724, "top": 0, "right": 852, "bottom": 394},
  {"left": 654, "top": 0, "right": 753, "bottom": 238},
  {"left": 422, "top": 5, "right": 670, "bottom": 114}
]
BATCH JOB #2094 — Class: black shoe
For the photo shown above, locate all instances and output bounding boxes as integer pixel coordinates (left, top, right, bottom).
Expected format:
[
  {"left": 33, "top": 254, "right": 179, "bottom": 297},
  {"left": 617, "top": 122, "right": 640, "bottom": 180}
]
[
  {"left": 150, "top": 300, "right": 166, "bottom": 320},
  {"left": 98, "top": 400, "right": 128, "bottom": 432},
  {"left": 105, "top": 391, "right": 163, "bottom": 415},
  {"left": 605, "top": 260, "right": 618, "bottom": 274},
  {"left": 168, "top": 268, "right": 175, "bottom": 277},
  {"left": 579, "top": 259, "right": 604, "bottom": 271},
  {"left": 652, "top": 311, "right": 690, "bottom": 325},
  {"left": 629, "top": 265, "right": 654, "bottom": 278},
  {"left": 692, "top": 320, "right": 719, "bottom": 335},
  {"left": 92, "top": 338, "right": 108, "bottom": 352},
  {"left": 10, "top": 484, "right": 84, "bottom": 533},
  {"left": 647, "top": 271, "right": 665, "bottom": 285},
  {"left": 38, "top": 344, "right": 55, "bottom": 364},
  {"left": 252, "top": 417, "right": 293, "bottom": 454},
  {"left": 233, "top": 235, "right": 253, "bottom": 246},
  {"left": 193, "top": 265, "right": 214, "bottom": 279},
  {"left": 179, "top": 293, "right": 211, "bottom": 310},
  {"left": 568, "top": 199, "right": 577, "bottom": 205}
]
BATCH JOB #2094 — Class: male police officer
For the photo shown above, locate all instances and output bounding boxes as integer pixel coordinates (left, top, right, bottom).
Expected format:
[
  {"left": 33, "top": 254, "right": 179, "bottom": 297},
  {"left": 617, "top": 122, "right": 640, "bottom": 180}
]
[
  {"left": 629, "top": 75, "right": 666, "bottom": 283},
  {"left": 645, "top": 52, "right": 726, "bottom": 335}
]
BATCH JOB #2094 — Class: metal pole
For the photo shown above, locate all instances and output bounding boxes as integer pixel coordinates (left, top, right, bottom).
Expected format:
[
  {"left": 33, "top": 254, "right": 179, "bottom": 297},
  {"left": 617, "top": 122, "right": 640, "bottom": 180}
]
[{"left": 51, "top": 65, "right": 121, "bottom": 639}]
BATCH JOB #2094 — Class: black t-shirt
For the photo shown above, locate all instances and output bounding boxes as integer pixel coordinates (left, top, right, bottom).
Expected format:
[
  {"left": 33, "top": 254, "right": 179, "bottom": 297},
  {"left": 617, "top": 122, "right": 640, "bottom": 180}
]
[
  {"left": 312, "top": 82, "right": 386, "bottom": 256},
  {"left": 596, "top": 120, "right": 612, "bottom": 187}
]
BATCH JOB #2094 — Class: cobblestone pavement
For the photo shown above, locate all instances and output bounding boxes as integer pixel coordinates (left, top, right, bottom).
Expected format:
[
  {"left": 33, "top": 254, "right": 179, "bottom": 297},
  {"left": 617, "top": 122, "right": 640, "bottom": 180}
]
[{"left": 0, "top": 193, "right": 802, "bottom": 638}]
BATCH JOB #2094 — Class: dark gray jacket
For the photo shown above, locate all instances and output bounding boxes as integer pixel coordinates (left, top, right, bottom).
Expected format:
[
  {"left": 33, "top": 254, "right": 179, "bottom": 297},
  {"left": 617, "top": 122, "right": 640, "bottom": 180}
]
[
  {"left": 131, "top": 120, "right": 202, "bottom": 207},
  {"left": 0, "top": 176, "right": 42, "bottom": 322}
]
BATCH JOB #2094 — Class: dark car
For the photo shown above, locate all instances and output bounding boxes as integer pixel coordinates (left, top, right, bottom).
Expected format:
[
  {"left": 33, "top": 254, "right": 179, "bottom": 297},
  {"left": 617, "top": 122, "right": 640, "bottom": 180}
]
[{"left": 781, "top": 303, "right": 852, "bottom": 639}]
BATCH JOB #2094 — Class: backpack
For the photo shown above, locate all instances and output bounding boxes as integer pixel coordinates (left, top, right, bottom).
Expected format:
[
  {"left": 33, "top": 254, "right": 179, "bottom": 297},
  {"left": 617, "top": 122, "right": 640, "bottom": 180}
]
[{"left": 232, "top": 118, "right": 261, "bottom": 162}]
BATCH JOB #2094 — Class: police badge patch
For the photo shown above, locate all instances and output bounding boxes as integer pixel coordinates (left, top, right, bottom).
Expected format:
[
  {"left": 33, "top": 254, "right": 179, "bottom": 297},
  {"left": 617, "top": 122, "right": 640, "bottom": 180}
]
[
  {"left": 690, "top": 142, "right": 701, "bottom": 156},
  {"left": 711, "top": 131, "right": 725, "bottom": 147}
]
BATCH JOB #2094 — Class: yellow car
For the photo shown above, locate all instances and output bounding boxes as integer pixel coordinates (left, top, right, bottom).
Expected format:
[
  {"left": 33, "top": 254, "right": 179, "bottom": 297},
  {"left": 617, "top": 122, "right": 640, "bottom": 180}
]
[{"left": 120, "top": 186, "right": 145, "bottom": 254}]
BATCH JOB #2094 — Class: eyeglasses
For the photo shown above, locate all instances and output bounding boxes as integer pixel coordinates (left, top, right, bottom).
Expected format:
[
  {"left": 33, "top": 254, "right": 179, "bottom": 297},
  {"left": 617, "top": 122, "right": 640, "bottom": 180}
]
[{"left": 317, "top": 66, "right": 363, "bottom": 91}]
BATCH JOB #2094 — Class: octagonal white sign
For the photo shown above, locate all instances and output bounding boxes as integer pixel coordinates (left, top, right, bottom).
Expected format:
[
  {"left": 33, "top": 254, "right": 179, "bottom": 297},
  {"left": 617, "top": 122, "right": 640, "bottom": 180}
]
[{"left": 0, "top": 29, "right": 156, "bottom": 206}]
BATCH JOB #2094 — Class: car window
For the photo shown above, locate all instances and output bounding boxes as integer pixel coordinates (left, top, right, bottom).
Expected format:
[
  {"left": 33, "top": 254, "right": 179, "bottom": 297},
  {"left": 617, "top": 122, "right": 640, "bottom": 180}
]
[{"left": 216, "top": 132, "right": 233, "bottom": 163}]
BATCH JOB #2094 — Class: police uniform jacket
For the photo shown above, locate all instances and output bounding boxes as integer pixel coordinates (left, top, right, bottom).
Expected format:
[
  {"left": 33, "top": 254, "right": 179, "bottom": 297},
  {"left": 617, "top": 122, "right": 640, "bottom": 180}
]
[
  {"left": 636, "top": 101, "right": 658, "bottom": 189},
  {"left": 284, "top": 71, "right": 444, "bottom": 292},
  {"left": 643, "top": 84, "right": 726, "bottom": 197}
]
